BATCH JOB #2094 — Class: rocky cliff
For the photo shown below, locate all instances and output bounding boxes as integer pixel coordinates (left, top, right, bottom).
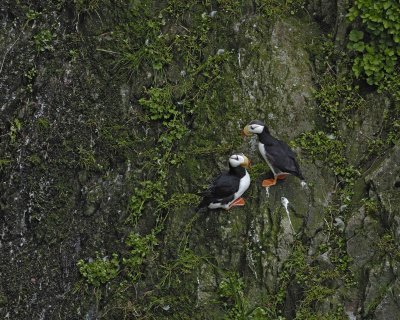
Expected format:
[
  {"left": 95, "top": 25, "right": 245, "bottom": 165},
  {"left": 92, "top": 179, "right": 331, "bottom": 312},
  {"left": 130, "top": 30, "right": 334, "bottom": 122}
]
[{"left": 1, "top": 1, "right": 399, "bottom": 319}]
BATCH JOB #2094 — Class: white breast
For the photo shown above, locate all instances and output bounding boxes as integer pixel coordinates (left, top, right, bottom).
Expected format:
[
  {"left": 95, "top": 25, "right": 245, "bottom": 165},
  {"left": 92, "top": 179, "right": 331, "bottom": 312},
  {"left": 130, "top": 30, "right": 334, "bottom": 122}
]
[
  {"left": 234, "top": 170, "right": 250, "bottom": 199},
  {"left": 208, "top": 171, "right": 251, "bottom": 210},
  {"left": 258, "top": 142, "right": 276, "bottom": 175}
]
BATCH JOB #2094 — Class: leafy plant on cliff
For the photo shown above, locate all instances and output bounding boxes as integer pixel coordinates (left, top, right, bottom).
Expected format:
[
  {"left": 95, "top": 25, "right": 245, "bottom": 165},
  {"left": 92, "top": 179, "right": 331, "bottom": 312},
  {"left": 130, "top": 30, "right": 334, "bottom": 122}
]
[
  {"left": 218, "top": 272, "right": 273, "bottom": 320},
  {"left": 77, "top": 253, "right": 119, "bottom": 287},
  {"left": 347, "top": 0, "right": 400, "bottom": 86},
  {"left": 33, "top": 29, "right": 54, "bottom": 52},
  {"left": 294, "top": 131, "right": 359, "bottom": 186},
  {"left": 277, "top": 241, "right": 350, "bottom": 320},
  {"left": 123, "top": 231, "right": 158, "bottom": 281}
]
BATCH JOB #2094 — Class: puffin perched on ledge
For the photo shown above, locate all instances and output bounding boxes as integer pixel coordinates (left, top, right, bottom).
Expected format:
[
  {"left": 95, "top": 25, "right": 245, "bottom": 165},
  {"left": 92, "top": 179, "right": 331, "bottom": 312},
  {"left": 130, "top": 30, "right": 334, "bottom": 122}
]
[
  {"left": 196, "top": 154, "right": 251, "bottom": 211},
  {"left": 242, "top": 120, "right": 305, "bottom": 187}
]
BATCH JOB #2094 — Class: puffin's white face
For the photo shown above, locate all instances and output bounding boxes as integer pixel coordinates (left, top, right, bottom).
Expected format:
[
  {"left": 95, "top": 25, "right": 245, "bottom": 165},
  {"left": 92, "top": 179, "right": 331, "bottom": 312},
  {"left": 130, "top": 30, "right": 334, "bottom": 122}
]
[
  {"left": 229, "top": 154, "right": 250, "bottom": 168},
  {"left": 242, "top": 122, "right": 265, "bottom": 136}
]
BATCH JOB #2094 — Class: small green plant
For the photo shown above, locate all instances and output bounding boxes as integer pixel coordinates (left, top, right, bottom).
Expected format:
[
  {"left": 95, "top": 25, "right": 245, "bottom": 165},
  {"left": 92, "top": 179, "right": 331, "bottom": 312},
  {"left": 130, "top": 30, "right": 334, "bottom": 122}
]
[
  {"left": 36, "top": 117, "right": 50, "bottom": 130},
  {"left": 362, "top": 198, "right": 379, "bottom": 215},
  {"left": 69, "top": 49, "right": 79, "bottom": 62},
  {"left": 347, "top": 0, "right": 400, "bottom": 86},
  {"left": 216, "top": 0, "right": 242, "bottom": 15},
  {"left": 77, "top": 253, "right": 119, "bottom": 287},
  {"left": 218, "top": 272, "right": 247, "bottom": 319},
  {"left": 294, "top": 131, "right": 359, "bottom": 185},
  {"left": 24, "top": 66, "right": 37, "bottom": 93},
  {"left": 34, "top": 29, "right": 55, "bottom": 52},
  {"left": 123, "top": 231, "right": 158, "bottom": 280},
  {"left": 218, "top": 272, "right": 273, "bottom": 319},
  {"left": 9, "top": 118, "right": 22, "bottom": 143},
  {"left": 313, "top": 72, "right": 363, "bottom": 132},
  {"left": 377, "top": 233, "right": 400, "bottom": 261},
  {"left": 77, "top": 145, "right": 98, "bottom": 170},
  {"left": 159, "top": 247, "right": 202, "bottom": 288},
  {"left": 278, "top": 241, "right": 351, "bottom": 320},
  {"left": 129, "top": 179, "right": 166, "bottom": 224},
  {"left": 25, "top": 9, "right": 41, "bottom": 22},
  {"left": 139, "top": 87, "right": 177, "bottom": 122}
]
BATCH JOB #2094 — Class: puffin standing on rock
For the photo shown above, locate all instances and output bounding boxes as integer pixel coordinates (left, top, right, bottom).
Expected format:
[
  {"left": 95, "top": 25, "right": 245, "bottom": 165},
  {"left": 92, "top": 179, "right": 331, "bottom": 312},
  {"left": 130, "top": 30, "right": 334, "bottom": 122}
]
[
  {"left": 196, "top": 154, "right": 251, "bottom": 211},
  {"left": 242, "top": 120, "right": 305, "bottom": 187}
]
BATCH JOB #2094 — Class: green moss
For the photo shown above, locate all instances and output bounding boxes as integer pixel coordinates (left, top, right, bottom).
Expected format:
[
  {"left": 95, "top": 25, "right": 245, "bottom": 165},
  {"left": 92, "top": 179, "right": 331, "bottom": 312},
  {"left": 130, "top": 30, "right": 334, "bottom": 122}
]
[
  {"left": 377, "top": 233, "right": 400, "bottom": 261},
  {"left": 276, "top": 240, "right": 352, "bottom": 319},
  {"left": 122, "top": 232, "right": 158, "bottom": 281},
  {"left": 9, "top": 118, "right": 22, "bottom": 144},
  {"left": 33, "top": 29, "right": 55, "bottom": 52},
  {"left": 77, "top": 253, "right": 119, "bottom": 287},
  {"left": 294, "top": 131, "right": 359, "bottom": 186}
]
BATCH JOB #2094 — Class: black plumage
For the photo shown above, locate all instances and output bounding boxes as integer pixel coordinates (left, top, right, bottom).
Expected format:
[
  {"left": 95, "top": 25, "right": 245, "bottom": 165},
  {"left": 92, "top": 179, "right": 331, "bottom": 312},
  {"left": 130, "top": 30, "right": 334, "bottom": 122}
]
[
  {"left": 243, "top": 120, "right": 304, "bottom": 183},
  {"left": 258, "top": 126, "right": 304, "bottom": 180},
  {"left": 196, "top": 157, "right": 249, "bottom": 211}
]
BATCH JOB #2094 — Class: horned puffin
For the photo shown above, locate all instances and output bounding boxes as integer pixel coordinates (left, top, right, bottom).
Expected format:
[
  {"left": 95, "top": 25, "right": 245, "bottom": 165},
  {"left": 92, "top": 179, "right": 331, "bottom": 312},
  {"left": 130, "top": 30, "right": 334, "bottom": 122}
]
[
  {"left": 196, "top": 154, "right": 251, "bottom": 211},
  {"left": 242, "top": 120, "right": 305, "bottom": 187}
]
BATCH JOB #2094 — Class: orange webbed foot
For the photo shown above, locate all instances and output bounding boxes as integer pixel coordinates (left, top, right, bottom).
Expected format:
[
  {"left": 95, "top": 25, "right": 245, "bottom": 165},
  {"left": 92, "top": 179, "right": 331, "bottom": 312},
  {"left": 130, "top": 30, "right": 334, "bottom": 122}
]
[
  {"left": 276, "top": 173, "right": 289, "bottom": 180},
  {"left": 262, "top": 178, "right": 277, "bottom": 187},
  {"left": 228, "top": 197, "right": 245, "bottom": 209}
]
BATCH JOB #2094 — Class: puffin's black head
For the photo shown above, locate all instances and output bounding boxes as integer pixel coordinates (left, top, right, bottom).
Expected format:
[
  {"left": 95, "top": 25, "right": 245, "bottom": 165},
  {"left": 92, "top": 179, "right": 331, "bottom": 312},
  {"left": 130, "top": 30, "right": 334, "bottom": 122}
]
[
  {"left": 228, "top": 154, "right": 250, "bottom": 168},
  {"left": 242, "top": 120, "right": 267, "bottom": 136}
]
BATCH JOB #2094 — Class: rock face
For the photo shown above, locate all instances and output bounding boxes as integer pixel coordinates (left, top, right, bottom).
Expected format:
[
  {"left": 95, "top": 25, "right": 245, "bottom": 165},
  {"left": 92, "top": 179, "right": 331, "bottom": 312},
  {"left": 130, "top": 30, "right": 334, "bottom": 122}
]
[{"left": 0, "top": 1, "right": 399, "bottom": 319}]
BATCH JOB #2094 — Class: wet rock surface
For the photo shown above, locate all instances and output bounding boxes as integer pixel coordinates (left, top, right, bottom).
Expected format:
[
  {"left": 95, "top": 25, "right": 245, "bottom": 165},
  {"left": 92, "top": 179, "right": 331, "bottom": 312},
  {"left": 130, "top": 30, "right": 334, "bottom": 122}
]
[{"left": 0, "top": 1, "right": 399, "bottom": 319}]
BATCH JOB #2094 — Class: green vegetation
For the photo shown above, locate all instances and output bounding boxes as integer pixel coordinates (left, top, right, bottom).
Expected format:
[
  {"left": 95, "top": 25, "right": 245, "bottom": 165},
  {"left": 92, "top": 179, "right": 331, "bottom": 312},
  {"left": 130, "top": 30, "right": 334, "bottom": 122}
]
[
  {"left": 347, "top": 0, "right": 400, "bottom": 86},
  {"left": 0, "top": 159, "right": 11, "bottom": 171},
  {"left": 9, "top": 118, "right": 22, "bottom": 144},
  {"left": 123, "top": 231, "right": 158, "bottom": 281},
  {"left": 218, "top": 272, "right": 275, "bottom": 320},
  {"left": 33, "top": 29, "right": 54, "bottom": 52},
  {"left": 24, "top": 66, "right": 37, "bottom": 93},
  {"left": 347, "top": 0, "right": 400, "bottom": 157},
  {"left": 377, "top": 233, "right": 400, "bottom": 261},
  {"left": 294, "top": 36, "right": 362, "bottom": 191},
  {"left": 76, "top": 1, "right": 247, "bottom": 316},
  {"left": 77, "top": 253, "right": 119, "bottom": 287},
  {"left": 295, "top": 131, "right": 359, "bottom": 186},
  {"left": 277, "top": 241, "right": 351, "bottom": 320},
  {"left": 255, "top": 0, "right": 305, "bottom": 18}
]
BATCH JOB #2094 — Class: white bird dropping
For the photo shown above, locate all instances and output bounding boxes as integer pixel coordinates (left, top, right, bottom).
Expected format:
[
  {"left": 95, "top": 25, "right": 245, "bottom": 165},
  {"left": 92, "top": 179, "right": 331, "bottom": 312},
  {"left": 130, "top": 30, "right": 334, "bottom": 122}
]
[
  {"left": 281, "top": 197, "right": 294, "bottom": 233},
  {"left": 265, "top": 186, "right": 270, "bottom": 197},
  {"left": 281, "top": 196, "right": 289, "bottom": 209}
]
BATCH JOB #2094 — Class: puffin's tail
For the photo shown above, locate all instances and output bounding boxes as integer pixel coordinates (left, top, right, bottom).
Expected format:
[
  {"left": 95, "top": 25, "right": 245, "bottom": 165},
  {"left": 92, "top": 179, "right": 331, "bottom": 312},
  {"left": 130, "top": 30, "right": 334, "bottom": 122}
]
[{"left": 195, "top": 198, "right": 209, "bottom": 213}]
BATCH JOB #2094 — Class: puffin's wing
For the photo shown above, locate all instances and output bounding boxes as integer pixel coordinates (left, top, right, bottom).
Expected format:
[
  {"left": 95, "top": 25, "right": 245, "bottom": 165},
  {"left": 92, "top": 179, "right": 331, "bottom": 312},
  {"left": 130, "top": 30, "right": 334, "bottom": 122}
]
[
  {"left": 206, "top": 173, "right": 240, "bottom": 198},
  {"left": 267, "top": 140, "right": 303, "bottom": 176}
]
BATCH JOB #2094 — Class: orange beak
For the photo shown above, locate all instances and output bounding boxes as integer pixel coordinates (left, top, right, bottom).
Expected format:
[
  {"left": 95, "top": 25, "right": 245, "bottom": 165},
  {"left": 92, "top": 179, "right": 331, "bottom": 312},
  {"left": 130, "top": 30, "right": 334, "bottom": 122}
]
[
  {"left": 241, "top": 125, "right": 251, "bottom": 138},
  {"left": 240, "top": 155, "right": 251, "bottom": 168}
]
